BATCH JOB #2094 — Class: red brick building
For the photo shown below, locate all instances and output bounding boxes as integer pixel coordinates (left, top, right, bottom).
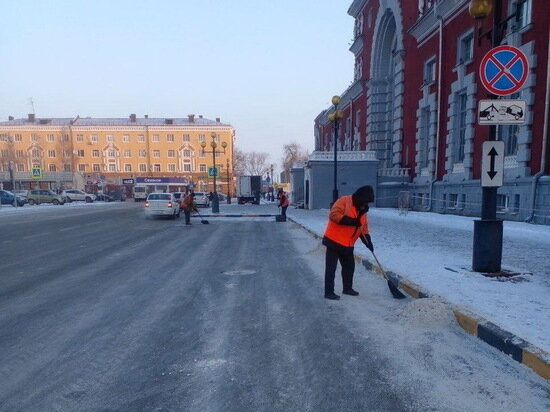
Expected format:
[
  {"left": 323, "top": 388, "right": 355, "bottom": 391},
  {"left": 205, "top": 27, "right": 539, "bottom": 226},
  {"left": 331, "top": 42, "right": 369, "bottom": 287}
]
[{"left": 315, "top": 0, "right": 549, "bottom": 223}]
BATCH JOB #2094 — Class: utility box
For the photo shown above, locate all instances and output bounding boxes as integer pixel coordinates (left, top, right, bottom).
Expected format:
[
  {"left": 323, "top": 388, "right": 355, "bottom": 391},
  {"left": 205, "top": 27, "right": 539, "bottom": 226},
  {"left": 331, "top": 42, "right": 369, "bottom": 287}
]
[
  {"left": 305, "top": 151, "right": 378, "bottom": 209},
  {"left": 237, "top": 175, "right": 261, "bottom": 204}
]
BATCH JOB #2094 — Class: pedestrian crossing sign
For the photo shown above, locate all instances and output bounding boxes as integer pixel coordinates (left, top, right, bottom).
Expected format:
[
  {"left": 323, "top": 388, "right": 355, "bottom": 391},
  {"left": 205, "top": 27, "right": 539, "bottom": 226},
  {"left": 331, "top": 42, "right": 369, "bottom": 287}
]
[
  {"left": 32, "top": 167, "right": 42, "bottom": 179},
  {"left": 208, "top": 167, "right": 218, "bottom": 177}
]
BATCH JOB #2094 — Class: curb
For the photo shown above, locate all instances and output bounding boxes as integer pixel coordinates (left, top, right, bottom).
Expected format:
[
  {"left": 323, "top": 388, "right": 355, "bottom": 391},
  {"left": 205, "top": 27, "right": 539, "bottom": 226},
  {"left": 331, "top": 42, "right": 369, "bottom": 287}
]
[
  {"left": 192, "top": 213, "right": 278, "bottom": 218},
  {"left": 288, "top": 217, "right": 550, "bottom": 380}
]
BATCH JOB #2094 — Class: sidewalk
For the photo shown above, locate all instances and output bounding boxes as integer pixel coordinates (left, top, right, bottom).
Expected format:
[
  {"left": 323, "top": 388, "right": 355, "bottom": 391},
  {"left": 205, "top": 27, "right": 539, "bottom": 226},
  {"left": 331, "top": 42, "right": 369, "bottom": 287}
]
[{"left": 287, "top": 207, "right": 550, "bottom": 379}]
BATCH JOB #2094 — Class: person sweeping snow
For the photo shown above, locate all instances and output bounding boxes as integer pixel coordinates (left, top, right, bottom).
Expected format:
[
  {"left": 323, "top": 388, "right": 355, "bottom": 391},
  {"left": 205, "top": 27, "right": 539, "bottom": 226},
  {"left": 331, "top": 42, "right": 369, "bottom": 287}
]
[{"left": 322, "top": 185, "right": 375, "bottom": 300}]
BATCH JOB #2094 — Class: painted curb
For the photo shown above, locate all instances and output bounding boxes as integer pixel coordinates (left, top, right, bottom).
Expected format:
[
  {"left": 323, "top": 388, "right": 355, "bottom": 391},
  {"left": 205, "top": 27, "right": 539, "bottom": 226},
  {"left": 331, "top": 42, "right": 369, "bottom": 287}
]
[
  {"left": 193, "top": 214, "right": 278, "bottom": 218},
  {"left": 288, "top": 216, "right": 550, "bottom": 380}
]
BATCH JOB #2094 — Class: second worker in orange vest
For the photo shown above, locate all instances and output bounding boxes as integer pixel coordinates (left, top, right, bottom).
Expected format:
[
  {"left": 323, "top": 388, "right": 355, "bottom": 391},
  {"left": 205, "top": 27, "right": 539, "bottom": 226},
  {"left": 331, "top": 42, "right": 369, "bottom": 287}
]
[{"left": 322, "top": 185, "right": 375, "bottom": 300}]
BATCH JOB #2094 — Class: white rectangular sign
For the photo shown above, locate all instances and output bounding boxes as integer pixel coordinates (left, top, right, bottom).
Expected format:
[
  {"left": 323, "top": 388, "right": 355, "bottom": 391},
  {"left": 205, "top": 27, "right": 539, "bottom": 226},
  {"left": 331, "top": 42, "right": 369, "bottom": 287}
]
[
  {"left": 478, "top": 100, "right": 526, "bottom": 125},
  {"left": 481, "top": 141, "right": 505, "bottom": 187}
]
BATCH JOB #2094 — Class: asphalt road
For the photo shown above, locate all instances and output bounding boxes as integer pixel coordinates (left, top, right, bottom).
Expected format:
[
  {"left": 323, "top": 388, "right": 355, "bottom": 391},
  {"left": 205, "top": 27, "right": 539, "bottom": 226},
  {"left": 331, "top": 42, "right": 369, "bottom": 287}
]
[{"left": 0, "top": 202, "right": 547, "bottom": 411}]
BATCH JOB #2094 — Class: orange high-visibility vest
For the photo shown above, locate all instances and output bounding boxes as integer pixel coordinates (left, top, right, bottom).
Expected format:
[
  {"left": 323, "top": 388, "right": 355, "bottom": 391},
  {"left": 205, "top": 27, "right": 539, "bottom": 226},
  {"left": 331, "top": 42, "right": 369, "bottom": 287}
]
[
  {"left": 323, "top": 195, "right": 369, "bottom": 247},
  {"left": 280, "top": 192, "right": 289, "bottom": 207}
]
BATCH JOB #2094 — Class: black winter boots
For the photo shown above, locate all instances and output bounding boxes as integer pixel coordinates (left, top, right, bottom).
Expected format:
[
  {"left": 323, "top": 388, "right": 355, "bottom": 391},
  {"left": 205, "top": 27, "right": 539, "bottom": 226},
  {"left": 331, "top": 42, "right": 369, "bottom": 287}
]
[{"left": 324, "top": 292, "right": 340, "bottom": 300}]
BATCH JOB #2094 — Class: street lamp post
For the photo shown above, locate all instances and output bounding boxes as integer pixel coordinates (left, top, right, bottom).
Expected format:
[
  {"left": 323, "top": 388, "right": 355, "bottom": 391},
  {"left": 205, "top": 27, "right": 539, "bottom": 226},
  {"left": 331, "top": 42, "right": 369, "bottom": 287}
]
[
  {"left": 7, "top": 134, "right": 17, "bottom": 208},
  {"left": 201, "top": 132, "right": 227, "bottom": 213},
  {"left": 226, "top": 159, "right": 231, "bottom": 204},
  {"left": 328, "top": 95, "right": 343, "bottom": 205},
  {"left": 270, "top": 164, "right": 274, "bottom": 201}
]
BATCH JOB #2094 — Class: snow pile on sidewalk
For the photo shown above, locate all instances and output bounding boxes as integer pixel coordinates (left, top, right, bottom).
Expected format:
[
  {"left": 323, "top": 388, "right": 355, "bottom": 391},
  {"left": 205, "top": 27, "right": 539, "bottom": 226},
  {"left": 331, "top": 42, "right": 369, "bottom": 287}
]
[
  {"left": 391, "top": 298, "right": 456, "bottom": 328},
  {"left": 289, "top": 207, "right": 550, "bottom": 353}
]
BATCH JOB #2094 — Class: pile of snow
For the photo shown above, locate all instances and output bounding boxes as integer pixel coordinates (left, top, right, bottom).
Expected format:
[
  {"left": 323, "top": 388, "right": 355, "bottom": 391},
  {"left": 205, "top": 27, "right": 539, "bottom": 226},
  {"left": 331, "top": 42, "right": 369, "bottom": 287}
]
[{"left": 390, "top": 298, "right": 457, "bottom": 328}]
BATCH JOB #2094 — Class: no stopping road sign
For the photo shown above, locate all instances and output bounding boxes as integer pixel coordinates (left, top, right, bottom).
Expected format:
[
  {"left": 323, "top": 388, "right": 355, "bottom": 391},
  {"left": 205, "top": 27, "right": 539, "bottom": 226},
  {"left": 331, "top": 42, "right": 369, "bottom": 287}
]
[{"left": 480, "top": 45, "right": 529, "bottom": 96}]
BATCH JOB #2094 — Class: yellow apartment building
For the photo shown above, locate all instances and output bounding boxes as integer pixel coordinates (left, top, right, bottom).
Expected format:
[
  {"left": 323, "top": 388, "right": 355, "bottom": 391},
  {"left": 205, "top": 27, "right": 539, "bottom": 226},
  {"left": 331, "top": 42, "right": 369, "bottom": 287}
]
[{"left": 0, "top": 113, "right": 235, "bottom": 196}]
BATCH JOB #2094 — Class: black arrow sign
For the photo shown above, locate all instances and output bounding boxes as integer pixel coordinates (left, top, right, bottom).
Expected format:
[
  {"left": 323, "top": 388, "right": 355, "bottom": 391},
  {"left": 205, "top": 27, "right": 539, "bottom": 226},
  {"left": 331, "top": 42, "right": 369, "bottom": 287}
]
[{"left": 487, "top": 147, "right": 498, "bottom": 179}]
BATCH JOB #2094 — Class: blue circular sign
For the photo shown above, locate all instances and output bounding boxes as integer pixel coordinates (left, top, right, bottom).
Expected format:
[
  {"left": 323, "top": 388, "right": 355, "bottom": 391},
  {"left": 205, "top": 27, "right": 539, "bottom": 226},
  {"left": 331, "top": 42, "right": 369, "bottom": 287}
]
[{"left": 480, "top": 46, "right": 529, "bottom": 96}]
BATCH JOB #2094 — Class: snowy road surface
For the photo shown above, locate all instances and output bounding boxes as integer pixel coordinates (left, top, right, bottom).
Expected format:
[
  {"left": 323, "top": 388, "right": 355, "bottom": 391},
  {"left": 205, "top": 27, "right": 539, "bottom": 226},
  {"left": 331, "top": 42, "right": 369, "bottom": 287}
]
[{"left": 0, "top": 203, "right": 547, "bottom": 411}]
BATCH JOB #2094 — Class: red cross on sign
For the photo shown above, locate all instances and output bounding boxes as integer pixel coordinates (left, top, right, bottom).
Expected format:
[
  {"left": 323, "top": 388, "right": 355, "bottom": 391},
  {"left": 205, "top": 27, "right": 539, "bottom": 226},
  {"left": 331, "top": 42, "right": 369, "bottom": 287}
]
[{"left": 479, "top": 45, "right": 529, "bottom": 96}]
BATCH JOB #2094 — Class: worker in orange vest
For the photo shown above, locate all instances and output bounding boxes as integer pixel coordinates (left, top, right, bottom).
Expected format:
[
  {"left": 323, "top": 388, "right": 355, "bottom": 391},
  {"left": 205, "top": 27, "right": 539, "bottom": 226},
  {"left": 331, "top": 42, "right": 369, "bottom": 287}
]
[
  {"left": 278, "top": 188, "right": 289, "bottom": 219},
  {"left": 180, "top": 190, "right": 197, "bottom": 225},
  {"left": 322, "top": 185, "right": 375, "bottom": 300}
]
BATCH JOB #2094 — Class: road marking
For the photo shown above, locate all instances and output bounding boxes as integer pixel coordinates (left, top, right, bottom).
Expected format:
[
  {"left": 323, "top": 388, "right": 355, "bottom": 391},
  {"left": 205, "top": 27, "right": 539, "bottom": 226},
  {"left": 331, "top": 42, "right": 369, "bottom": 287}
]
[
  {"left": 22, "top": 232, "right": 51, "bottom": 239},
  {"left": 59, "top": 226, "right": 80, "bottom": 232}
]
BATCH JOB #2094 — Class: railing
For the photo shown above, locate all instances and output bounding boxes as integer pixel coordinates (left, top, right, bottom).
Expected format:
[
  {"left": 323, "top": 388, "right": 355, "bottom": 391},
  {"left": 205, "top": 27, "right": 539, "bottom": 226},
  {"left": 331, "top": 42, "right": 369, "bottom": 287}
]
[
  {"left": 377, "top": 167, "right": 410, "bottom": 177},
  {"left": 309, "top": 150, "right": 377, "bottom": 161}
]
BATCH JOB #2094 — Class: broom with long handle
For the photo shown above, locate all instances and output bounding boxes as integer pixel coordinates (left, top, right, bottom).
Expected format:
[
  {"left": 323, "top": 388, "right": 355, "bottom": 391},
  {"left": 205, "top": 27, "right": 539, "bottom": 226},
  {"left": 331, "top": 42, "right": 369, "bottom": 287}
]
[{"left": 360, "top": 235, "right": 407, "bottom": 299}]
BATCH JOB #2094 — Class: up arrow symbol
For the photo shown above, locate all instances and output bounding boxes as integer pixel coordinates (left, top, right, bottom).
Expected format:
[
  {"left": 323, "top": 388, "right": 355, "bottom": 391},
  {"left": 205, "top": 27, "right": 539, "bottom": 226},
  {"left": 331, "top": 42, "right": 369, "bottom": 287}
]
[{"left": 487, "top": 147, "right": 498, "bottom": 179}]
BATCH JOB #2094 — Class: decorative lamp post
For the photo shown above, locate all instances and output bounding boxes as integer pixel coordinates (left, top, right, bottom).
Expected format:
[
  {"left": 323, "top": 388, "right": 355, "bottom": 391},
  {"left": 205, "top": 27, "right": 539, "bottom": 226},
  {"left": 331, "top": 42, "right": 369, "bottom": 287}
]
[
  {"left": 270, "top": 164, "right": 274, "bottom": 201},
  {"left": 328, "top": 95, "right": 344, "bottom": 205},
  {"left": 226, "top": 159, "right": 231, "bottom": 204},
  {"left": 468, "top": 0, "right": 492, "bottom": 19},
  {"left": 200, "top": 132, "right": 227, "bottom": 213}
]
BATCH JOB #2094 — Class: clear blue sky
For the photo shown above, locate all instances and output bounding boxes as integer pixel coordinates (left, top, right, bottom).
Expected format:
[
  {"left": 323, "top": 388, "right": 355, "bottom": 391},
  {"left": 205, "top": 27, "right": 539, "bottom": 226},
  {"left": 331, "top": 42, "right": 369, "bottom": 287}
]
[{"left": 0, "top": 0, "right": 354, "bottom": 170}]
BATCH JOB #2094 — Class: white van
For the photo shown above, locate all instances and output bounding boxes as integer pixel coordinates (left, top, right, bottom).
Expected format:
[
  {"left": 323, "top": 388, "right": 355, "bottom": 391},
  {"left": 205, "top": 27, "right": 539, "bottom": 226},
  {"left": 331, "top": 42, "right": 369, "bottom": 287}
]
[{"left": 133, "top": 185, "right": 148, "bottom": 201}]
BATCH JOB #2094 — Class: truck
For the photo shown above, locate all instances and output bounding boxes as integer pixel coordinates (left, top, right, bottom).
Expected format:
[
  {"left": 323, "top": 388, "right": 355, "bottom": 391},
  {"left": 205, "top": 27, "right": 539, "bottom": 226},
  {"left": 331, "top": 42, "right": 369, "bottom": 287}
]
[{"left": 237, "top": 175, "right": 261, "bottom": 204}]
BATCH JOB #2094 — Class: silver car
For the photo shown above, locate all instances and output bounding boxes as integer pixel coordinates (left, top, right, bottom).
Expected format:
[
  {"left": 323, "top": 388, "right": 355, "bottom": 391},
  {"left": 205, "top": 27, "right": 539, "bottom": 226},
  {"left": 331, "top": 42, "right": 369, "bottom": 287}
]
[
  {"left": 193, "top": 192, "right": 210, "bottom": 208},
  {"left": 144, "top": 193, "right": 180, "bottom": 219}
]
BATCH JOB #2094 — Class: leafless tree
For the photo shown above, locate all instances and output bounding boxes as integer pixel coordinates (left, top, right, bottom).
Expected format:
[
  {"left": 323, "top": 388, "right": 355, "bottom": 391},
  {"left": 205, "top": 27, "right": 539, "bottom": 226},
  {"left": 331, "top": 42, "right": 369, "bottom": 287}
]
[
  {"left": 244, "top": 151, "right": 270, "bottom": 176},
  {"left": 234, "top": 148, "right": 270, "bottom": 177},
  {"left": 281, "top": 142, "right": 309, "bottom": 183},
  {"left": 232, "top": 148, "right": 247, "bottom": 178}
]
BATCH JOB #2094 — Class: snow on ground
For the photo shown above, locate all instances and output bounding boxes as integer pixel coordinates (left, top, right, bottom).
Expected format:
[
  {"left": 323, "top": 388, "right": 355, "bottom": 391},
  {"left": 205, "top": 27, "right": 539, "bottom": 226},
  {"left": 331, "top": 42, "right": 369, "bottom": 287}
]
[
  {"left": 290, "top": 225, "right": 550, "bottom": 410},
  {"left": 288, "top": 207, "right": 550, "bottom": 354}
]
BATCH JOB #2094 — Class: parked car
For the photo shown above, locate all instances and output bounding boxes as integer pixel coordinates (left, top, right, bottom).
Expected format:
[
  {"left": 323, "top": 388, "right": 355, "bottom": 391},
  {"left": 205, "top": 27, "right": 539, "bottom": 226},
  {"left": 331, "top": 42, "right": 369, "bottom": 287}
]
[
  {"left": 171, "top": 192, "right": 185, "bottom": 204},
  {"left": 0, "top": 190, "right": 26, "bottom": 206},
  {"left": 144, "top": 193, "right": 180, "bottom": 219},
  {"left": 107, "top": 190, "right": 127, "bottom": 201},
  {"left": 94, "top": 193, "right": 113, "bottom": 202},
  {"left": 95, "top": 191, "right": 126, "bottom": 202},
  {"left": 193, "top": 192, "right": 210, "bottom": 208},
  {"left": 12, "top": 189, "right": 29, "bottom": 199},
  {"left": 61, "top": 189, "right": 96, "bottom": 203},
  {"left": 27, "top": 190, "right": 65, "bottom": 205}
]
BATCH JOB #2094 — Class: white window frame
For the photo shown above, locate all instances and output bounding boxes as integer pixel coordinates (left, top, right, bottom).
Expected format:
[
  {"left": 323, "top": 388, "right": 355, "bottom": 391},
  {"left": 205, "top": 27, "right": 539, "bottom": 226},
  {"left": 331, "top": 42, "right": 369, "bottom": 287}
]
[
  {"left": 424, "top": 57, "right": 436, "bottom": 85},
  {"left": 458, "top": 30, "right": 474, "bottom": 65}
]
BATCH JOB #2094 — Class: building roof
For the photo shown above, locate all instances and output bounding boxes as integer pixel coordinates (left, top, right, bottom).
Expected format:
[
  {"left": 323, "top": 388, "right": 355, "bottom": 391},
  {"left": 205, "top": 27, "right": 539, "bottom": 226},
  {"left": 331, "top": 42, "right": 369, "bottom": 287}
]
[
  {"left": 0, "top": 118, "right": 74, "bottom": 126},
  {"left": 0, "top": 116, "right": 232, "bottom": 127}
]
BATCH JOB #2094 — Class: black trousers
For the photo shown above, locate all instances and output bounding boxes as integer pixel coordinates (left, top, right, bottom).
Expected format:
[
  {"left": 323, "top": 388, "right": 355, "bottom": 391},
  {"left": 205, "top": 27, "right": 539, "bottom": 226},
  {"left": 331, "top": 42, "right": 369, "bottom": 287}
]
[
  {"left": 281, "top": 205, "right": 288, "bottom": 218},
  {"left": 324, "top": 245, "right": 355, "bottom": 294},
  {"left": 184, "top": 210, "right": 191, "bottom": 224}
]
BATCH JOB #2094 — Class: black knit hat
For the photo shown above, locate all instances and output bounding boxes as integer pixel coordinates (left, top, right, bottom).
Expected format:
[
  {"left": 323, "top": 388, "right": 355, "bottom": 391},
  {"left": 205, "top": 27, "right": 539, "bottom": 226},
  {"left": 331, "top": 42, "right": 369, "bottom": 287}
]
[{"left": 352, "top": 185, "right": 374, "bottom": 206}]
